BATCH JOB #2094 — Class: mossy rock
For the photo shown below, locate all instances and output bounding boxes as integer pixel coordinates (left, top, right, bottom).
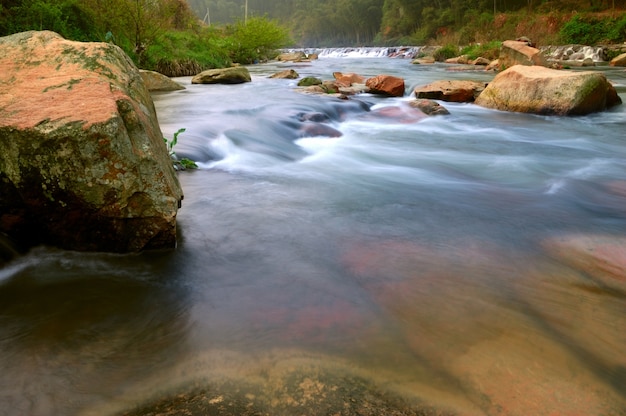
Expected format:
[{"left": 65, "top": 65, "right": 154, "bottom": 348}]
[{"left": 297, "top": 76, "right": 323, "bottom": 87}]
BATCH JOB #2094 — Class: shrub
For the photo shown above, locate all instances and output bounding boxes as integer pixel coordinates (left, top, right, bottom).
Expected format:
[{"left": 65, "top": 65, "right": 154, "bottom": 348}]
[
  {"left": 228, "top": 16, "right": 292, "bottom": 64},
  {"left": 558, "top": 14, "right": 625, "bottom": 45},
  {"left": 460, "top": 41, "right": 501, "bottom": 60},
  {"left": 433, "top": 44, "right": 459, "bottom": 61}
]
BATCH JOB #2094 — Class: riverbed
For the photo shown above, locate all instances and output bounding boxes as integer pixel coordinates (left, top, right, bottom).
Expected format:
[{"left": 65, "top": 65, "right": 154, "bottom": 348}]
[{"left": 1, "top": 53, "right": 626, "bottom": 415}]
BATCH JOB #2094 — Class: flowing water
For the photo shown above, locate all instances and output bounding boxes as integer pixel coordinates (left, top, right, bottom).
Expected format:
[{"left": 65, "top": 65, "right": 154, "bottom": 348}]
[{"left": 1, "top": 55, "right": 626, "bottom": 416}]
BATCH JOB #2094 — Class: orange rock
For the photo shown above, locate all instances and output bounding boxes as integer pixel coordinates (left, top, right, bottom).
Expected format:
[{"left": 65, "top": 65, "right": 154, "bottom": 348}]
[
  {"left": 332, "top": 72, "right": 366, "bottom": 87},
  {"left": 365, "top": 74, "right": 405, "bottom": 97}
]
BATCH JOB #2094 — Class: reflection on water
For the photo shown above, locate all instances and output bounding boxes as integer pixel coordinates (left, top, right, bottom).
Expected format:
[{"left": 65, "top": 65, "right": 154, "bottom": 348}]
[
  {"left": 0, "top": 250, "right": 190, "bottom": 416},
  {"left": 1, "top": 58, "right": 626, "bottom": 415}
]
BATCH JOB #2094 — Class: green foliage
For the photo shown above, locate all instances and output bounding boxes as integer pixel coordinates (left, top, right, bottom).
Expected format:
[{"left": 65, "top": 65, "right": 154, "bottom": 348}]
[
  {"left": 460, "top": 41, "right": 501, "bottom": 60},
  {"left": 433, "top": 44, "right": 459, "bottom": 61},
  {"left": 606, "top": 13, "right": 626, "bottom": 43},
  {"left": 559, "top": 15, "right": 602, "bottom": 44},
  {"left": 143, "top": 28, "right": 231, "bottom": 75},
  {"left": 559, "top": 13, "right": 626, "bottom": 45},
  {"left": 164, "top": 128, "right": 198, "bottom": 171},
  {"left": 0, "top": 0, "right": 98, "bottom": 40},
  {"left": 228, "top": 16, "right": 292, "bottom": 64}
]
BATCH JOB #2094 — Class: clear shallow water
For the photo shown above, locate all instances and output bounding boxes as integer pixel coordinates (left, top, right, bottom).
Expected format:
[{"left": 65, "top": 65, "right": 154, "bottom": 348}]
[{"left": 1, "top": 58, "right": 626, "bottom": 415}]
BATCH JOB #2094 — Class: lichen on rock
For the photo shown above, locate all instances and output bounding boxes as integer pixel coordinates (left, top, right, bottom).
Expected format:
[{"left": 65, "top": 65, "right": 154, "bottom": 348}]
[{"left": 0, "top": 31, "right": 183, "bottom": 252}]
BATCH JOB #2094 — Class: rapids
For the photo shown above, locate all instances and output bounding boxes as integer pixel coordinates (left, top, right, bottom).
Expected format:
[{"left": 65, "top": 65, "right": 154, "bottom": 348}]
[{"left": 1, "top": 55, "right": 626, "bottom": 416}]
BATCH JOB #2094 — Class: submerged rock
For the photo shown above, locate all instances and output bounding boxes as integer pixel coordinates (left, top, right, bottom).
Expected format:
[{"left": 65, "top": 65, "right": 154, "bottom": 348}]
[
  {"left": 542, "top": 233, "right": 626, "bottom": 293},
  {"left": 118, "top": 352, "right": 455, "bottom": 416},
  {"left": 0, "top": 31, "right": 183, "bottom": 252},
  {"left": 475, "top": 65, "right": 622, "bottom": 115},
  {"left": 192, "top": 67, "right": 251, "bottom": 84}
]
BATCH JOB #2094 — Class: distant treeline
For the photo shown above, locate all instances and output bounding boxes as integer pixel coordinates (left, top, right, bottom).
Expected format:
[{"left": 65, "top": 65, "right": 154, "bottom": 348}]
[
  {"left": 184, "top": 0, "right": 626, "bottom": 46},
  {"left": 1, "top": 0, "right": 625, "bottom": 69}
]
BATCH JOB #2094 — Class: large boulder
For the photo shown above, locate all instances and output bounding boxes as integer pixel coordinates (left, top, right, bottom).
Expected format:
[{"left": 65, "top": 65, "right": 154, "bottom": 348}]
[
  {"left": 191, "top": 67, "right": 251, "bottom": 84},
  {"left": 365, "top": 75, "right": 405, "bottom": 97},
  {"left": 475, "top": 65, "right": 622, "bottom": 115},
  {"left": 414, "top": 80, "right": 486, "bottom": 102},
  {"left": 610, "top": 52, "right": 626, "bottom": 67},
  {"left": 499, "top": 40, "right": 547, "bottom": 69},
  {"left": 139, "top": 69, "right": 185, "bottom": 91},
  {"left": 0, "top": 31, "right": 183, "bottom": 252}
]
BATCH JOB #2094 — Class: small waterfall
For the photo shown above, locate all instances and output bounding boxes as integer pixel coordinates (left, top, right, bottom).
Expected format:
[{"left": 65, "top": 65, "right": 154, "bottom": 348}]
[
  {"left": 541, "top": 44, "right": 607, "bottom": 62},
  {"left": 283, "top": 46, "right": 421, "bottom": 59}
]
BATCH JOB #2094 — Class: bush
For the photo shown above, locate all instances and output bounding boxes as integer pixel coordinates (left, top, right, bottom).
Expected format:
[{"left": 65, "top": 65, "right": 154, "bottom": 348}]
[
  {"left": 433, "top": 44, "right": 459, "bottom": 61},
  {"left": 559, "top": 14, "right": 626, "bottom": 45},
  {"left": 460, "top": 41, "right": 501, "bottom": 60},
  {"left": 228, "top": 16, "right": 292, "bottom": 64}
]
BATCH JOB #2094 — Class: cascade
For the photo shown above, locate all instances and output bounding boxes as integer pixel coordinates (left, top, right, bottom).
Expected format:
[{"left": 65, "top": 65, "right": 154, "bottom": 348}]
[
  {"left": 541, "top": 44, "right": 607, "bottom": 62},
  {"left": 282, "top": 46, "right": 421, "bottom": 59}
]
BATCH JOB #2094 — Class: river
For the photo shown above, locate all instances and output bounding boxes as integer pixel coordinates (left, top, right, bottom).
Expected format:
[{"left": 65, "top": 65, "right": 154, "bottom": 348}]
[{"left": 1, "top": 52, "right": 626, "bottom": 415}]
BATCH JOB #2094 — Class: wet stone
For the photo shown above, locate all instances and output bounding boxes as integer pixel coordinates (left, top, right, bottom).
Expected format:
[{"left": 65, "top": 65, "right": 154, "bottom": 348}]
[{"left": 121, "top": 368, "right": 453, "bottom": 416}]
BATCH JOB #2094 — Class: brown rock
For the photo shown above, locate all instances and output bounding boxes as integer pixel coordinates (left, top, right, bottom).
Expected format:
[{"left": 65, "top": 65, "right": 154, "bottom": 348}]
[
  {"left": 0, "top": 31, "right": 183, "bottom": 252},
  {"left": 414, "top": 80, "right": 486, "bottom": 102},
  {"left": 269, "top": 69, "right": 299, "bottom": 79},
  {"left": 408, "top": 99, "right": 450, "bottom": 115},
  {"left": 542, "top": 233, "right": 626, "bottom": 292},
  {"left": 475, "top": 65, "right": 622, "bottom": 115},
  {"left": 192, "top": 67, "right": 251, "bottom": 84},
  {"left": 277, "top": 51, "right": 307, "bottom": 62},
  {"left": 365, "top": 75, "right": 405, "bottom": 97},
  {"left": 471, "top": 57, "right": 491, "bottom": 66},
  {"left": 411, "top": 56, "right": 435, "bottom": 64},
  {"left": 485, "top": 59, "right": 500, "bottom": 71},
  {"left": 445, "top": 55, "right": 470, "bottom": 64},
  {"left": 500, "top": 40, "right": 547, "bottom": 68},
  {"left": 139, "top": 69, "right": 185, "bottom": 91},
  {"left": 333, "top": 72, "right": 366, "bottom": 87},
  {"left": 609, "top": 52, "right": 626, "bottom": 67}
]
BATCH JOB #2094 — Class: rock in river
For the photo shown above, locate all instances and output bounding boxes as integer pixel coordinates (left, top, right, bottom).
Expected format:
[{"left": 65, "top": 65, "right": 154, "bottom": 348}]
[
  {"left": 139, "top": 69, "right": 185, "bottom": 91},
  {"left": 192, "top": 67, "right": 251, "bottom": 84},
  {"left": 414, "top": 80, "right": 486, "bottom": 103},
  {"left": 365, "top": 74, "right": 405, "bottom": 97},
  {"left": 0, "top": 31, "right": 183, "bottom": 252},
  {"left": 475, "top": 64, "right": 622, "bottom": 115}
]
